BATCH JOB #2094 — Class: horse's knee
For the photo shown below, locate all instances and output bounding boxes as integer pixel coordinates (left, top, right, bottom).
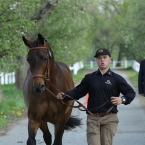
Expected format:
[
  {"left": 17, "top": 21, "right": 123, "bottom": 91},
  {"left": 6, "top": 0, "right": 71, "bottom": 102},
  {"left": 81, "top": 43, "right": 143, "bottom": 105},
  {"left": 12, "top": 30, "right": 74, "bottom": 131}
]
[{"left": 27, "top": 138, "right": 36, "bottom": 145}]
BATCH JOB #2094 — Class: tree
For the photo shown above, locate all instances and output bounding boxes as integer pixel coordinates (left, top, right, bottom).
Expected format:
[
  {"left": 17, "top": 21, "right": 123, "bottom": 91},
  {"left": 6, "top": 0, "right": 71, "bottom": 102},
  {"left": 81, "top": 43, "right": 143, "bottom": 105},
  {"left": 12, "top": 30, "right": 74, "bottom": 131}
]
[
  {"left": 122, "top": 0, "right": 145, "bottom": 62},
  {"left": 0, "top": 0, "right": 39, "bottom": 70},
  {"left": 35, "top": 0, "right": 92, "bottom": 64},
  {"left": 86, "top": 0, "right": 145, "bottom": 63},
  {"left": 0, "top": 0, "right": 60, "bottom": 89}
]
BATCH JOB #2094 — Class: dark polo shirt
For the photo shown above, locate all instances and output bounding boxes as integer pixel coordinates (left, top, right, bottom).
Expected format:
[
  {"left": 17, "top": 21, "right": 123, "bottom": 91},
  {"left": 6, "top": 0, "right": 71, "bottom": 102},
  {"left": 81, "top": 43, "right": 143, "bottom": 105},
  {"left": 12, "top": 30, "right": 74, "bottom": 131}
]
[{"left": 64, "top": 69, "right": 136, "bottom": 113}]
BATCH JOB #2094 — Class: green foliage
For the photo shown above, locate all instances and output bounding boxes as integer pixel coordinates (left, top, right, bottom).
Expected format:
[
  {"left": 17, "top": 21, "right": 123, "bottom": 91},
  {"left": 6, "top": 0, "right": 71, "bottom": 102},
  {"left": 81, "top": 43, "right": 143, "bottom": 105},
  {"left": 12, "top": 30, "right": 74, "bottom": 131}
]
[
  {"left": 36, "top": 0, "right": 92, "bottom": 64},
  {"left": 2, "top": 0, "right": 145, "bottom": 72},
  {"left": 86, "top": 0, "right": 145, "bottom": 62},
  {"left": 0, "top": 84, "right": 25, "bottom": 128},
  {"left": 0, "top": 0, "right": 95, "bottom": 71},
  {"left": 86, "top": 1, "right": 121, "bottom": 59},
  {"left": 0, "top": 0, "right": 40, "bottom": 71},
  {"left": 0, "top": 117, "right": 7, "bottom": 127},
  {"left": 122, "top": 0, "right": 145, "bottom": 62}
]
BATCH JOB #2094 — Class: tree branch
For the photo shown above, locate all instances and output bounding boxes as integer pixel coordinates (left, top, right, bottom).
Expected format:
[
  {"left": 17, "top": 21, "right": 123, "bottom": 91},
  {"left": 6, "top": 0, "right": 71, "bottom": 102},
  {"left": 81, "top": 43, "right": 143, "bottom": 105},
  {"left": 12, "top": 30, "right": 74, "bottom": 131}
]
[{"left": 31, "top": 0, "right": 59, "bottom": 21}]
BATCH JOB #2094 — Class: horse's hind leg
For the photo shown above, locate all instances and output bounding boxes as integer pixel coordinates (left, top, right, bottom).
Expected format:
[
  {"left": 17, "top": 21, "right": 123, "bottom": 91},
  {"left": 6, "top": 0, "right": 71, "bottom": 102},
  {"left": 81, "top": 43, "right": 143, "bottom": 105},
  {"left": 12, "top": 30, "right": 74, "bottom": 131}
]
[{"left": 40, "top": 121, "right": 52, "bottom": 145}]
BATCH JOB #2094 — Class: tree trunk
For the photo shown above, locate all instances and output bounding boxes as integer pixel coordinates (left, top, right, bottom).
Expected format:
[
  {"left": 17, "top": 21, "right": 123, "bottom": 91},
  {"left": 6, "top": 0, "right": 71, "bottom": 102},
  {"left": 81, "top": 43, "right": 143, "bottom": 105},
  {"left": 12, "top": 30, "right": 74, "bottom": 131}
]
[
  {"left": 116, "top": 44, "right": 122, "bottom": 67},
  {"left": 15, "top": 67, "right": 23, "bottom": 89},
  {"left": 31, "top": 0, "right": 59, "bottom": 22},
  {"left": 15, "top": 56, "right": 28, "bottom": 89}
]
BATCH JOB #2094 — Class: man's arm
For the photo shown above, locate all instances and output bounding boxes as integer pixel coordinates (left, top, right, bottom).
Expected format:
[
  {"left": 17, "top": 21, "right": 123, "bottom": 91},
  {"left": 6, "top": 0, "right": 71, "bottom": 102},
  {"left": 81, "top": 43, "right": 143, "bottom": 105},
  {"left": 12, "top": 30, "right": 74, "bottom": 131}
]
[
  {"left": 117, "top": 75, "right": 136, "bottom": 105},
  {"left": 56, "top": 75, "right": 88, "bottom": 101}
]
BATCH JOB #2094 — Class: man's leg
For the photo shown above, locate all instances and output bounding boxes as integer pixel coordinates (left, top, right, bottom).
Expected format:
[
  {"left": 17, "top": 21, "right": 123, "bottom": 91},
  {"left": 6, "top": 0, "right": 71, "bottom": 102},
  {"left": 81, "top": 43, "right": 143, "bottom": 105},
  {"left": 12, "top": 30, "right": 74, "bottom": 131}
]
[
  {"left": 87, "top": 114, "right": 102, "bottom": 145},
  {"left": 100, "top": 114, "right": 119, "bottom": 145}
]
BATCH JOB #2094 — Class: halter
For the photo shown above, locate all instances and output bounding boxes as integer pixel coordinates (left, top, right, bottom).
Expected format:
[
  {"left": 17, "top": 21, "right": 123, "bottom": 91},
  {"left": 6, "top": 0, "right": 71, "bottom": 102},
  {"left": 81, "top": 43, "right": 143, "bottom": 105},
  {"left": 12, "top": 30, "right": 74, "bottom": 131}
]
[{"left": 28, "top": 46, "right": 50, "bottom": 80}]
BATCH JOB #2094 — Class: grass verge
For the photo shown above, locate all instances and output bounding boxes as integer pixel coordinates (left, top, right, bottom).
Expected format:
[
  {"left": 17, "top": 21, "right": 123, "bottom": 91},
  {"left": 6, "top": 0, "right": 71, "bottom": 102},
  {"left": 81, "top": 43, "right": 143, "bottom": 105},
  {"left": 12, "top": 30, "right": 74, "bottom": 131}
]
[
  {"left": 125, "top": 68, "right": 145, "bottom": 111},
  {"left": 125, "top": 67, "right": 138, "bottom": 89},
  {"left": 72, "top": 68, "right": 88, "bottom": 84},
  {"left": 0, "top": 84, "right": 26, "bottom": 128}
]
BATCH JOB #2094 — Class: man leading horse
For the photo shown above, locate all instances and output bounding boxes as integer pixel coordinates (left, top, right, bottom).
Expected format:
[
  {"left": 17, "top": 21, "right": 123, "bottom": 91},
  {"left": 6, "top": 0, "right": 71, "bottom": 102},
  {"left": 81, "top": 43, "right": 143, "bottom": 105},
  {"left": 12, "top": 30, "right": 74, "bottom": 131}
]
[{"left": 56, "top": 48, "right": 136, "bottom": 145}]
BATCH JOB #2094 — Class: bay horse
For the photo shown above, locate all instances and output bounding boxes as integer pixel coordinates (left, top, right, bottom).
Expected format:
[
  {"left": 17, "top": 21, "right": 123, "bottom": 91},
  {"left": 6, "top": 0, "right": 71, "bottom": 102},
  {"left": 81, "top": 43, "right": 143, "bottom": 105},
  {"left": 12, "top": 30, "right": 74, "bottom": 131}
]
[{"left": 22, "top": 34, "right": 81, "bottom": 145}]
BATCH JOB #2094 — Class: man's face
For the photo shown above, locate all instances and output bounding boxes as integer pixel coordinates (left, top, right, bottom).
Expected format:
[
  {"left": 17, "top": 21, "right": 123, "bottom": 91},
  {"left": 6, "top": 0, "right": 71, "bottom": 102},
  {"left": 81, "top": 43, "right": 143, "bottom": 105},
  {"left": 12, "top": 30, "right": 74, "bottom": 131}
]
[{"left": 96, "top": 55, "right": 112, "bottom": 70}]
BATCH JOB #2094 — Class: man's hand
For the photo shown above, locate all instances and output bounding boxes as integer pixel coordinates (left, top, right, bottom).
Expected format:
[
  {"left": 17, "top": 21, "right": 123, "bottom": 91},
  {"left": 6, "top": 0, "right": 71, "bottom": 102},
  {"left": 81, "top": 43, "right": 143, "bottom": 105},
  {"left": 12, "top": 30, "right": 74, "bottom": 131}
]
[
  {"left": 56, "top": 92, "right": 65, "bottom": 100},
  {"left": 111, "top": 97, "right": 122, "bottom": 105}
]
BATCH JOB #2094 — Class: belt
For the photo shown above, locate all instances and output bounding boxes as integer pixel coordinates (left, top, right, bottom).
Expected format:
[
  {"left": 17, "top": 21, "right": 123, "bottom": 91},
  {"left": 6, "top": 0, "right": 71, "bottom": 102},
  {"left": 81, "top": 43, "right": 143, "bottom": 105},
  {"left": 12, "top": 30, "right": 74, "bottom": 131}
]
[{"left": 95, "top": 112, "right": 117, "bottom": 117}]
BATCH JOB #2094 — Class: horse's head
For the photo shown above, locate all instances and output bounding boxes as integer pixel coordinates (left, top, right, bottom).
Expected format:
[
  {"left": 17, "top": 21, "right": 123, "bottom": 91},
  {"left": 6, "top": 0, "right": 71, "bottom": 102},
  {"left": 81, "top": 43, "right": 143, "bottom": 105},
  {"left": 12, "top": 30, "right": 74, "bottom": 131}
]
[{"left": 22, "top": 34, "right": 54, "bottom": 93}]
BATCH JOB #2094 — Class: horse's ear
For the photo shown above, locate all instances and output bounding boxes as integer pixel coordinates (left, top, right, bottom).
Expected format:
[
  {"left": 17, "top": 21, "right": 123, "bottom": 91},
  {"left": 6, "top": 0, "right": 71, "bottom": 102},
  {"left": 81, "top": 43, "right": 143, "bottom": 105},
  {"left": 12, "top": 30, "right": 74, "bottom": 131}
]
[
  {"left": 22, "top": 36, "right": 32, "bottom": 48},
  {"left": 38, "top": 34, "right": 44, "bottom": 45}
]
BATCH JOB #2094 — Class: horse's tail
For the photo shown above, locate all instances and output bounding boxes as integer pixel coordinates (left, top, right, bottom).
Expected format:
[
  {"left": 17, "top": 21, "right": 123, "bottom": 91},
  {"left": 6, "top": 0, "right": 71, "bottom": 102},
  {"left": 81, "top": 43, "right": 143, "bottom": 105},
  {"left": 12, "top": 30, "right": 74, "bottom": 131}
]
[{"left": 64, "top": 115, "right": 82, "bottom": 131}]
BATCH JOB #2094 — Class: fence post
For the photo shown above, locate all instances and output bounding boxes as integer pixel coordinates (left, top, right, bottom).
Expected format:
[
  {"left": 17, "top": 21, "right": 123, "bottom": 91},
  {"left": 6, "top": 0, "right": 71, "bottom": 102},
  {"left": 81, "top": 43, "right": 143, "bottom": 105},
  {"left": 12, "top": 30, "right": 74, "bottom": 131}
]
[
  {"left": 124, "top": 60, "right": 127, "bottom": 68},
  {"left": 1, "top": 73, "right": 4, "bottom": 85},
  {"left": 90, "top": 61, "right": 93, "bottom": 68},
  {"left": 131, "top": 60, "right": 140, "bottom": 72},
  {"left": 113, "top": 61, "right": 116, "bottom": 68}
]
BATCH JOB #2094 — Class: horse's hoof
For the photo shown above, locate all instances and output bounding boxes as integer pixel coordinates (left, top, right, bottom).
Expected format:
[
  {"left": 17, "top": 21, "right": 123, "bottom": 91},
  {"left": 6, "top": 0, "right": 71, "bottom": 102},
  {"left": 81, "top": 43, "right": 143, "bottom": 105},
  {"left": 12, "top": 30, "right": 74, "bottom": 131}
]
[{"left": 27, "top": 139, "right": 36, "bottom": 145}]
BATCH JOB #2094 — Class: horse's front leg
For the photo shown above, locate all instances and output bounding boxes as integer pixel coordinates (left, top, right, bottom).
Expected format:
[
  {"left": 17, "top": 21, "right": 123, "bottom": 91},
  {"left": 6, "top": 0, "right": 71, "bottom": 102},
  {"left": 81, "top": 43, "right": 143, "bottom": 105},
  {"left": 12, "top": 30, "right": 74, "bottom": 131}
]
[
  {"left": 40, "top": 121, "right": 52, "bottom": 145},
  {"left": 27, "top": 117, "right": 40, "bottom": 145},
  {"left": 53, "top": 123, "right": 65, "bottom": 145}
]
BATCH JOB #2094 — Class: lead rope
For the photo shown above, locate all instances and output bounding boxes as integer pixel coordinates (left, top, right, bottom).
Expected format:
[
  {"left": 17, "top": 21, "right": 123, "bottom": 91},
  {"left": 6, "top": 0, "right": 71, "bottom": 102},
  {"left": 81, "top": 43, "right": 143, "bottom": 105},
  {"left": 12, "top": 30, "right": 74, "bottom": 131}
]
[{"left": 45, "top": 79, "right": 114, "bottom": 117}]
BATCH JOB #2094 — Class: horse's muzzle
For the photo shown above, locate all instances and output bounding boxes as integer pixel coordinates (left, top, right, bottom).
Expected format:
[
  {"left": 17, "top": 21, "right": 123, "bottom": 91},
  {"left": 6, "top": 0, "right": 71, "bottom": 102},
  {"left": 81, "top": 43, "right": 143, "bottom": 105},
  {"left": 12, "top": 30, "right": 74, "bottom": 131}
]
[{"left": 33, "top": 84, "right": 45, "bottom": 93}]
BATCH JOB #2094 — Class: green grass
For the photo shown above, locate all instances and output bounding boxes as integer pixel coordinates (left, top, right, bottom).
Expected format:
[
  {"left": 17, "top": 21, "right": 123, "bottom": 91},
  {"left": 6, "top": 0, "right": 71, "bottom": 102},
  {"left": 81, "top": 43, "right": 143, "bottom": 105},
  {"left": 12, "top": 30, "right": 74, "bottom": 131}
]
[
  {"left": 125, "top": 67, "right": 138, "bottom": 89},
  {"left": 72, "top": 68, "right": 89, "bottom": 84},
  {"left": 0, "top": 84, "right": 25, "bottom": 128}
]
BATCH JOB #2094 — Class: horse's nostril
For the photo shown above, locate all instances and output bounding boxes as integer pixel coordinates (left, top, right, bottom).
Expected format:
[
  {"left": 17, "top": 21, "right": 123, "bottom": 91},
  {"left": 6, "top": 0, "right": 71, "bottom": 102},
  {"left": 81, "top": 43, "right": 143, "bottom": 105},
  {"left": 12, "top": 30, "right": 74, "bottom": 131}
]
[
  {"left": 32, "top": 84, "right": 45, "bottom": 93},
  {"left": 40, "top": 84, "right": 45, "bottom": 89}
]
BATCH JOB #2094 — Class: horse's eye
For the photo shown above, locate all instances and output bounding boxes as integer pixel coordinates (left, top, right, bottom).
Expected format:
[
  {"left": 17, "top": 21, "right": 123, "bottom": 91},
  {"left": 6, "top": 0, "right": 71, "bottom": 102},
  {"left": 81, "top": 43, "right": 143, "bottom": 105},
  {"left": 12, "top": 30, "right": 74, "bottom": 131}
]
[
  {"left": 43, "top": 57, "right": 48, "bottom": 61},
  {"left": 41, "top": 56, "right": 48, "bottom": 61}
]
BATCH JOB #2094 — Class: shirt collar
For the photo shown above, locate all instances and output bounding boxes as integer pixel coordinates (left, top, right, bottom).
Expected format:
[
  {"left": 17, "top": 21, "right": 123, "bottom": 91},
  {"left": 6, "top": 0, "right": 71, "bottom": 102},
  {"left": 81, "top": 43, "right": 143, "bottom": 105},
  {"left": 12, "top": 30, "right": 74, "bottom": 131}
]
[{"left": 96, "top": 68, "right": 112, "bottom": 76}]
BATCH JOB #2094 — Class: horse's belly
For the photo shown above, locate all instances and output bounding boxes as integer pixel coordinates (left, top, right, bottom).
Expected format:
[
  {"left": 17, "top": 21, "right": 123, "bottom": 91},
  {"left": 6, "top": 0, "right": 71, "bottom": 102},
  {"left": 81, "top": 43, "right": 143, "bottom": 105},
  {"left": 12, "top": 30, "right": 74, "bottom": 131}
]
[{"left": 41, "top": 100, "right": 74, "bottom": 124}]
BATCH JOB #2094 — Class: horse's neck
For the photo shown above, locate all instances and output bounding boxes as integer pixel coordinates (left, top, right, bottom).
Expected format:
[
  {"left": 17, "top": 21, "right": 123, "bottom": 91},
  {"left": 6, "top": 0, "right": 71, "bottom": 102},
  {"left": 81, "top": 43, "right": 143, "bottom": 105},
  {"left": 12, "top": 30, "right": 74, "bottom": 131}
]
[{"left": 48, "top": 61, "right": 57, "bottom": 83}]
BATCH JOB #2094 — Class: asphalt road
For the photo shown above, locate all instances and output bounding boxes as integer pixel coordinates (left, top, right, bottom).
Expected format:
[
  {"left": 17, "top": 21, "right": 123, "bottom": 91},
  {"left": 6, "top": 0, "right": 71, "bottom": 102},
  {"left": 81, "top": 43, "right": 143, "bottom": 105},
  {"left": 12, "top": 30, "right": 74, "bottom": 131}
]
[{"left": 0, "top": 69, "right": 145, "bottom": 145}]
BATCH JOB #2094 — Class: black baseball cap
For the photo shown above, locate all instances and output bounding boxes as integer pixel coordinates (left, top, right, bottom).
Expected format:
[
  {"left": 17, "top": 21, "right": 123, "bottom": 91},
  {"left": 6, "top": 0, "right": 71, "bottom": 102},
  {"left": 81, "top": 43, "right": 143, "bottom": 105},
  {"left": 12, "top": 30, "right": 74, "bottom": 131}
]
[{"left": 94, "top": 48, "right": 111, "bottom": 58}]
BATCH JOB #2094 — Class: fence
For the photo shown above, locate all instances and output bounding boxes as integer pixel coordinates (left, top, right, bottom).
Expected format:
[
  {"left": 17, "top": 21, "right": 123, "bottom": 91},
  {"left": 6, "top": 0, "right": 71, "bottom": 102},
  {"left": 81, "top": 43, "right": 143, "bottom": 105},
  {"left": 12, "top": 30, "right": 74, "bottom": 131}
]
[
  {"left": 69, "top": 61, "right": 84, "bottom": 75},
  {"left": 131, "top": 60, "right": 140, "bottom": 72},
  {"left": 0, "top": 61, "right": 84, "bottom": 85},
  {"left": 88, "top": 60, "right": 140, "bottom": 72},
  {"left": 87, "top": 60, "right": 132, "bottom": 69},
  {"left": 0, "top": 60, "right": 140, "bottom": 85},
  {"left": 0, "top": 72, "right": 15, "bottom": 85}
]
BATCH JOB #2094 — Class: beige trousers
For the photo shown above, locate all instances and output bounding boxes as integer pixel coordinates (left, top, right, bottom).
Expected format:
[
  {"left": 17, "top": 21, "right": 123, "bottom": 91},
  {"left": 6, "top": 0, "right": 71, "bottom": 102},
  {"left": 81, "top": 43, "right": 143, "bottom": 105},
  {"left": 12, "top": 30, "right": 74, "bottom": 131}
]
[{"left": 87, "top": 113, "right": 119, "bottom": 145}]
